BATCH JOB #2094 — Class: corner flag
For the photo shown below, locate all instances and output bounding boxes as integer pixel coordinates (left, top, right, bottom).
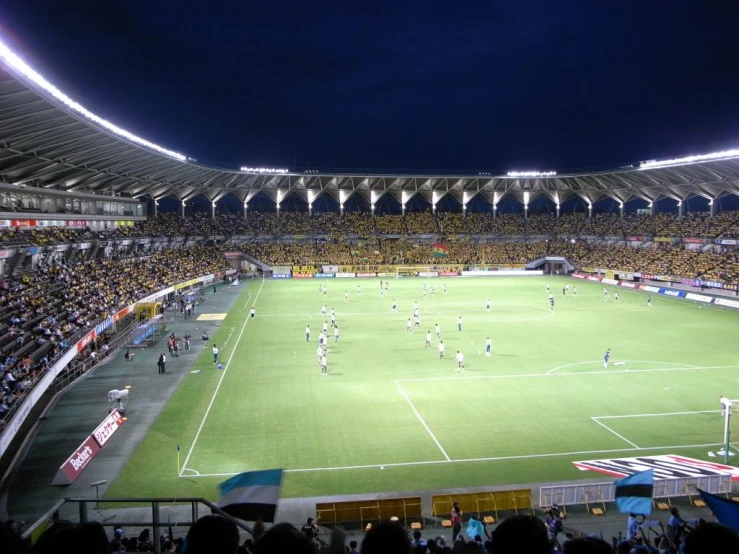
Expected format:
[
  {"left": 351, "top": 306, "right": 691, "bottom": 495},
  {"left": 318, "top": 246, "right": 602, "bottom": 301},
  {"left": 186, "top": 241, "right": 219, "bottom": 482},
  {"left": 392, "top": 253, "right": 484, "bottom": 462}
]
[
  {"left": 698, "top": 489, "right": 739, "bottom": 532},
  {"left": 614, "top": 469, "right": 654, "bottom": 515},
  {"left": 215, "top": 469, "right": 283, "bottom": 522}
]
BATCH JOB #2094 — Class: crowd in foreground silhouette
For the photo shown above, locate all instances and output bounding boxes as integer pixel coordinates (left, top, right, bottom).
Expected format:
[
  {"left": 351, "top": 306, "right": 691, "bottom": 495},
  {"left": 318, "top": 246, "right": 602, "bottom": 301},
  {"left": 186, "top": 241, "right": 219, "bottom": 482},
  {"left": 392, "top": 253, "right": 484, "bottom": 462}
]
[{"left": 1, "top": 511, "right": 738, "bottom": 554}]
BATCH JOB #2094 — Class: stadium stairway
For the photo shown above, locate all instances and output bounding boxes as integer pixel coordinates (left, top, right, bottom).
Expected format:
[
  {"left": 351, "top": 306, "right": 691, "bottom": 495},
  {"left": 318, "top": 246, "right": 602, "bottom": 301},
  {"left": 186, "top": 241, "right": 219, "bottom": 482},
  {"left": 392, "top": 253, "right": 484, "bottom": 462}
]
[{"left": 0, "top": 283, "right": 246, "bottom": 523}]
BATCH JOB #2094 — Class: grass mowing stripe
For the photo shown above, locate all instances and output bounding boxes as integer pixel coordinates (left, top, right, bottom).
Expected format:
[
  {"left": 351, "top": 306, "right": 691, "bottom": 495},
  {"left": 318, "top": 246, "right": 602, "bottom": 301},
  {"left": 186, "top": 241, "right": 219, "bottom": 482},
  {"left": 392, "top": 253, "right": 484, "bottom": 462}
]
[{"left": 178, "top": 278, "right": 265, "bottom": 476}]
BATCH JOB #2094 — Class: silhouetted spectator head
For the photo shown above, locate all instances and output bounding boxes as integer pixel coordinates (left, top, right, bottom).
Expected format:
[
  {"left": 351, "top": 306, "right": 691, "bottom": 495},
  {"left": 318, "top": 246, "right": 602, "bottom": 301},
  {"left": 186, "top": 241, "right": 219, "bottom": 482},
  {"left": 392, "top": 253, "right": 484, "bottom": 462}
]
[
  {"left": 361, "top": 521, "right": 411, "bottom": 554},
  {"left": 684, "top": 521, "right": 739, "bottom": 553},
  {"left": 563, "top": 536, "right": 616, "bottom": 554},
  {"left": 184, "top": 515, "right": 239, "bottom": 554},
  {"left": 32, "top": 521, "right": 108, "bottom": 554},
  {"left": 254, "top": 523, "right": 316, "bottom": 554},
  {"left": 492, "top": 514, "right": 549, "bottom": 554}
]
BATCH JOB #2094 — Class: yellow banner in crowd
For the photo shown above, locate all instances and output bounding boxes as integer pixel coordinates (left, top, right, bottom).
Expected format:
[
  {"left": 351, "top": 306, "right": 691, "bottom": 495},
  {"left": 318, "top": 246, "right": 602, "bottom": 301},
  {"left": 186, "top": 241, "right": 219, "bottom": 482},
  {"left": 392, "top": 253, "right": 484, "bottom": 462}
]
[
  {"left": 605, "top": 270, "right": 615, "bottom": 280},
  {"left": 293, "top": 265, "right": 316, "bottom": 273},
  {"left": 582, "top": 267, "right": 595, "bottom": 273},
  {"left": 174, "top": 277, "right": 200, "bottom": 291},
  {"left": 654, "top": 237, "right": 672, "bottom": 243}
]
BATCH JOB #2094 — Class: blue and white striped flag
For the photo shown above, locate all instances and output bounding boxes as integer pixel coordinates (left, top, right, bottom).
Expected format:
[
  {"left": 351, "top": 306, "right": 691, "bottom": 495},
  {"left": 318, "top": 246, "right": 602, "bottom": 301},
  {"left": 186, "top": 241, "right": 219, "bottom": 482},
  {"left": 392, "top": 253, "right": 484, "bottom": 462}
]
[{"left": 215, "top": 469, "right": 283, "bottom": 522}]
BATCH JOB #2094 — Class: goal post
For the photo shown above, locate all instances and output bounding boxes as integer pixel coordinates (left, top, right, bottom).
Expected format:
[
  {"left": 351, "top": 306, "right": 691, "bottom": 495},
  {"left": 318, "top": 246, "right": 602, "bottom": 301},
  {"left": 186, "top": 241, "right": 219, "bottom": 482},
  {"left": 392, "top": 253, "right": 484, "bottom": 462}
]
[{"left": 396, "top": 266, "right": 432, "bottom": 278}]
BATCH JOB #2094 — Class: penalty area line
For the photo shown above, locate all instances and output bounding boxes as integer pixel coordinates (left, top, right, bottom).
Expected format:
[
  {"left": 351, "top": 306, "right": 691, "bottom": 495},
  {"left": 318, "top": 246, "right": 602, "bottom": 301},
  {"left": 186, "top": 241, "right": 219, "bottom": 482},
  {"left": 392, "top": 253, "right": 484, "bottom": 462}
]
[
  {"left": 395, "top": 381, "right": 451, "bottom": 461},
  {"left": 179, "top": 279, "right": 265, "bottom": 478},
  {"left": 182, "top": 441, "right": 726, "bottom": 478},
  {"left": 591, "top": 417, "right": 640, "bottom": 448}
]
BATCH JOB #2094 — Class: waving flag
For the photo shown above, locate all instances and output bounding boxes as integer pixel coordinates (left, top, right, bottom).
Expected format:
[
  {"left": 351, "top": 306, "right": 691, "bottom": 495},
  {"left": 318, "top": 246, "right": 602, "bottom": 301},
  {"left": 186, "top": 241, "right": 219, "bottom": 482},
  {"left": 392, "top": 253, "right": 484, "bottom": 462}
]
[
  {"left": 698, "top": 489, "right": 739, "bottom": 532},
  {"left": 433, "top": 243, "right": 449, "bottom": 258},
  {"left": 614, "top": 469, "right": 654, "bottom": 515},
  {"left": 215, "top": 469, "right": 283, "bottom": 522}
]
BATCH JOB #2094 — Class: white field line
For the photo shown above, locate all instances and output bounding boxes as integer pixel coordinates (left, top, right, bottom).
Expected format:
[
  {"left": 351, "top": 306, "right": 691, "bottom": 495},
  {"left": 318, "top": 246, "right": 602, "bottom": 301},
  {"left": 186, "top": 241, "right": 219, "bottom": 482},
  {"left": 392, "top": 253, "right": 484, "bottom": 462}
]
[
  {"left": 395, "top": 381, "right": 451, "bottom": 461},
  {"left": 179, "top": 280, "right": 265, "bottom": 477},
  {"left": 183, "top": 441, "right": 726, "bottom": 478},
  {"left": 591, "top": 417, "right": 640, "bottom": 448},
  {"left": 595, "top": 409, "right": 718, "bottom": 419},
  {"left": 396, "top": 365, "right": 739, "bottom": 383},
  {"left": 545, "top": 360, "right": 699, "bottom": 375}
]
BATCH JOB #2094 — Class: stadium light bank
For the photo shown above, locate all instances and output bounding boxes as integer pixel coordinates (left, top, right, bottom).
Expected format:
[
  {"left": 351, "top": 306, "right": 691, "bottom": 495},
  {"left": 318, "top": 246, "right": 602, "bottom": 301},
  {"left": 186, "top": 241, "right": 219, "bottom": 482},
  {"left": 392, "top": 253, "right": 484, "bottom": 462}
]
[
  {"left": 506, "top": 171, "right": 557, "bottom": 178},
  {"left": 640, "top": 148, "right": 739, "bottom": 170},
  {"left": 239, "top": 167, "right": 290, "bottom": 174},
  {"left": 0, "top": 37, "right": 188, "bottom": 162}
]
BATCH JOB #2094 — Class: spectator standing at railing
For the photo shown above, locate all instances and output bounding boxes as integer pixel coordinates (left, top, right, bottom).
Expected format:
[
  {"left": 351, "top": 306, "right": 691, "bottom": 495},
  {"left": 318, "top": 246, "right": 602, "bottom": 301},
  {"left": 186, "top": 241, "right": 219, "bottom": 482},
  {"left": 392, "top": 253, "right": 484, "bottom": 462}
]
[
  {"left": 157, "top": 353, "right": 166, "bottom": 375},
  {"left": 450, "top": 501, "right": 463, "bottom": 542}
]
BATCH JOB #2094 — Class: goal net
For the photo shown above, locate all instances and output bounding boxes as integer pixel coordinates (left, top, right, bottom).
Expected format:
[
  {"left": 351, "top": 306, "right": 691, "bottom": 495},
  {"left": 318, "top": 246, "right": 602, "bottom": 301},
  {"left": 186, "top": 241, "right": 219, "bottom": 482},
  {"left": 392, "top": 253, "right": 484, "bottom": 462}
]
[{"left": 396, "top": 266, "right": 432, "bottom": 278}]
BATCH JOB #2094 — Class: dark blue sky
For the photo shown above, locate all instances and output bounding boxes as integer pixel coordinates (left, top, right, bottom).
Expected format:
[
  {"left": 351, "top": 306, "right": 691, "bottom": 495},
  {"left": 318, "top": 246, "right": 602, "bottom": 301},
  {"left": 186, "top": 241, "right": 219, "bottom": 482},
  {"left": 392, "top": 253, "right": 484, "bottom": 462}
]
[{"left": 1, "top": 1, "right": 738, "bottom": 173}]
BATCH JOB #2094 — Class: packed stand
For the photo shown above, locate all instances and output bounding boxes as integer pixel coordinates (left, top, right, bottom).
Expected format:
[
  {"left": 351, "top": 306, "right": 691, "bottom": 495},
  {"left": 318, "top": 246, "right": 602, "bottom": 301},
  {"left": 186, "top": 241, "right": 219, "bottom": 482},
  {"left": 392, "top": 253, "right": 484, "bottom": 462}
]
[
  {"left": 526, "top": 213, "right": 558, "bottom": 236},
  {"left": 219, "top": 213, "right": 251, "bottom": 235},
  {"left": 248, "top": 213, "right": 280, "bottom": 236},
  {"left": 404, "top": 210, "right": 437, "bottom": 234},
  {"left": 436, "top": 211, "right": 465, "bottom": 235},
  {"left": 310, "top": 213, "right": 345, "bottom": 235},
  {"left": 134, "top": 213, "right": 188, "bottom": 237},
  {"left": 280, "top": 212, "right": 313, "bottom": 236},
  {"left": 374, "top": 214, "right": 406, "bottom": 235},
  {"left": 343, "top": 212, "right": 375, "bottom": 236},
  {"left": 465, "top": 213, "right": 504, "bottom": 235},
  {"left": 0, "top": 246, "right": 229, "bottom": 432}
]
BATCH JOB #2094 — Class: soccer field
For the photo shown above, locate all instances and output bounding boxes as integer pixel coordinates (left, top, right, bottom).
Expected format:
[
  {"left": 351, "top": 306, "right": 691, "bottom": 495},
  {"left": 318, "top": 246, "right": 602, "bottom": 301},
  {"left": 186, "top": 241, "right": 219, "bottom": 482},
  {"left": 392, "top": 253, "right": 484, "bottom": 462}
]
[{"left": 107, "top": 276, "right": 739, "bottom": 500}]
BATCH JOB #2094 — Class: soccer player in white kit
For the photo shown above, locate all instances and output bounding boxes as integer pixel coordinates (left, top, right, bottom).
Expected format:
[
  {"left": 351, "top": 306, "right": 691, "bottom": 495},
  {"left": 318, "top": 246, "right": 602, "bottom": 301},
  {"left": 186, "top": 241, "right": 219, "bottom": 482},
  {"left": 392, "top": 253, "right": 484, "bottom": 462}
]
[
  {"left": 455, "top": 350, "right": 465, "bottom": 372},
  {"left": 438, "top": 340, "right": 445, "bottom": 359},
  {"left": 425, "top": 331, "right": 432, "bottom": 349}
]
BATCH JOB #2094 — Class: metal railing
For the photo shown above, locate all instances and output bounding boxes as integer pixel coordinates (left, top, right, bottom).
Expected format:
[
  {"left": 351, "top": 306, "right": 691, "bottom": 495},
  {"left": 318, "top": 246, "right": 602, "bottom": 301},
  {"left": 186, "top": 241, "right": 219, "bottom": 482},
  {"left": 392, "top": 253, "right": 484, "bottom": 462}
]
[{"left": 22, "top": 497, "right": 253, "bottom": 553}]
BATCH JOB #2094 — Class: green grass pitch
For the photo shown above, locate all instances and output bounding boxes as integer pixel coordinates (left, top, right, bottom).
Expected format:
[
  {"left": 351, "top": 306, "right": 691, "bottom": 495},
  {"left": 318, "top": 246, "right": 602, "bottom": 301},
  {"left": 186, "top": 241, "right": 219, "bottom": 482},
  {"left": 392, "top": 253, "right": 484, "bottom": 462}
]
[{"left": 107, "top": 276, "right": 739, "bottom": 500}]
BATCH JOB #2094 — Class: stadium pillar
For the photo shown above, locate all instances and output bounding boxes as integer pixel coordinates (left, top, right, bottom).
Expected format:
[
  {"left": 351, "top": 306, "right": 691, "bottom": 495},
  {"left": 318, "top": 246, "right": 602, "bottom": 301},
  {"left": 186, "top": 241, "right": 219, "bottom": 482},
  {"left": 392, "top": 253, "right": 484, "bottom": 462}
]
[
  {"left": 154, "top": 201, "right": 158, "bottom": 216},
  {"left": 619, "top": 203, "right": 624, "bottom": 218},
  {"left": 244, "top": 203, "right": 247, "bottom": 219},
  {"left": 649, "top": 203, "right": 655, "bottom": 216},
  {"left": 678, "top": 201, "right": 684, "bottom": 218},
  {"left": 212, "top": 202, "right": 216, "bottom": 219},
  {"left": 492, "top": 205, "right": 496, "bottom": 219},
  {"left": 181, "top": 202, "right": 185, "bottom": 219},
  {"left": 556, "top": 204, "right": 560, "bottom": 218},
  {"left": 588, "top": 203, "right": 592, "bottom": 218},
  {"left": 710, "top": 199, "right": 717, "bottom": 217}
]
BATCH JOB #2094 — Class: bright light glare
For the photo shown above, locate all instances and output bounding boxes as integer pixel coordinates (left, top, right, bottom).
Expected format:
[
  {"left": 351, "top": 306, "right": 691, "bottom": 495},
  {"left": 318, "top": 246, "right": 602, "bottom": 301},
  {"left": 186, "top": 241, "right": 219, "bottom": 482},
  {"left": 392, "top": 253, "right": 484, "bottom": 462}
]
[
  {"left": 0, "top": 39, "right": 187, "bottom": 162},
  {"left": 507, "top": 171, "right": 557, "bottom": 177},
  {"left": 240, "top": 167, "right": 289, "bottom": 174},
  {"left": 640, "top": 149, "right": 739, "bottom": 170}
]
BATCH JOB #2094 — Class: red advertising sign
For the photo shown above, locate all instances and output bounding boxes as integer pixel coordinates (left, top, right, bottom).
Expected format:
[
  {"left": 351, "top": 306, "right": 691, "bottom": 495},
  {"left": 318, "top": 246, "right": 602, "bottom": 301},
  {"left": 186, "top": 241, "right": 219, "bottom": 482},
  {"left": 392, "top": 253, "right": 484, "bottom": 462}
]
[
  {"left": 112, "top": 306, "right": 132, "bottom": 323},
  {"left": 626, "top": 236, "right": 643, "bottom": 242},
  {"left": 92, "top": 410, "right": 125, "bottom": 447},
  {"left": 11, "top": 219, "right": 37, "bottom": 227},
  {"left": 683, "top": 238, "right": 703, "bottom": 244},
  {"left": 356, "top": 272, "right": 377, "bottom": 277},
  {"left": 439, "top": 271, "right": 459, "bottom": 277},
  {"left": 76, "top": 330, "right": 96, "bottom": 352},
  {"left": 223, "top": 252, "right": 242, "bottom": 258},
  {"left": 51, "top": 435, "right": 101, "bottom": 486},
  {"left": 292, "top": 273, "right": 314, "bottom": 279},
  {"left": 66, "top": 220, "right": 87, "bottom": 227}
]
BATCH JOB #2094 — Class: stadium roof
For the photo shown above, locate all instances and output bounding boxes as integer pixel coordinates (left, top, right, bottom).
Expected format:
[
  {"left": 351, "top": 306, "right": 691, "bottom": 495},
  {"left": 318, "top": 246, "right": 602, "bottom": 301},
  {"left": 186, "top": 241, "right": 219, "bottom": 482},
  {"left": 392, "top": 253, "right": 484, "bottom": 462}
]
[{"left": 1, "top": 42, "right": 739, "bottom": 209}]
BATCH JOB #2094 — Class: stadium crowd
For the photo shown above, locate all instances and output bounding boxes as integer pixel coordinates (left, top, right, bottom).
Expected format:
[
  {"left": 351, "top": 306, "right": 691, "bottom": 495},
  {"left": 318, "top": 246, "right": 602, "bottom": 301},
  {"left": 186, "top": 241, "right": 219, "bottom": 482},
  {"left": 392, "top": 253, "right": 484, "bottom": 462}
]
[
  {"left": 0, "top": 246, "right": 230, "bottom": 432},
  {"left": 241, "top": 238, "right": 739, "bottom": 283},
  {"left": 2, "top": 210, "right": 739, "bottom": 246},
  {"left": 1, "top": 510, "right": 736, "bottom": 553}
]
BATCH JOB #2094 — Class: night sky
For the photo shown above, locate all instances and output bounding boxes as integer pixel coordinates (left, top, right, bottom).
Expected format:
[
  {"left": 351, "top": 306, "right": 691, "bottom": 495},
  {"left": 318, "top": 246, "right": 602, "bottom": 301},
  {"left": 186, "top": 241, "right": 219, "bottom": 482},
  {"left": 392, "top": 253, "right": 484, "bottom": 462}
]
[{"left": 1, "top": 1, "right": 739, "bottom": 174}]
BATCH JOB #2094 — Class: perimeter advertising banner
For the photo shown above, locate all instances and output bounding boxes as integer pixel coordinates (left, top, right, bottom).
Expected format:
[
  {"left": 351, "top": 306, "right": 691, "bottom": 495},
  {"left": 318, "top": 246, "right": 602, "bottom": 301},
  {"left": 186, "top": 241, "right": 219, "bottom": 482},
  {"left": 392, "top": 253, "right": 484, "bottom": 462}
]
[{"left": 51, "top": 436, "right": 101, "bottom": 486}]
